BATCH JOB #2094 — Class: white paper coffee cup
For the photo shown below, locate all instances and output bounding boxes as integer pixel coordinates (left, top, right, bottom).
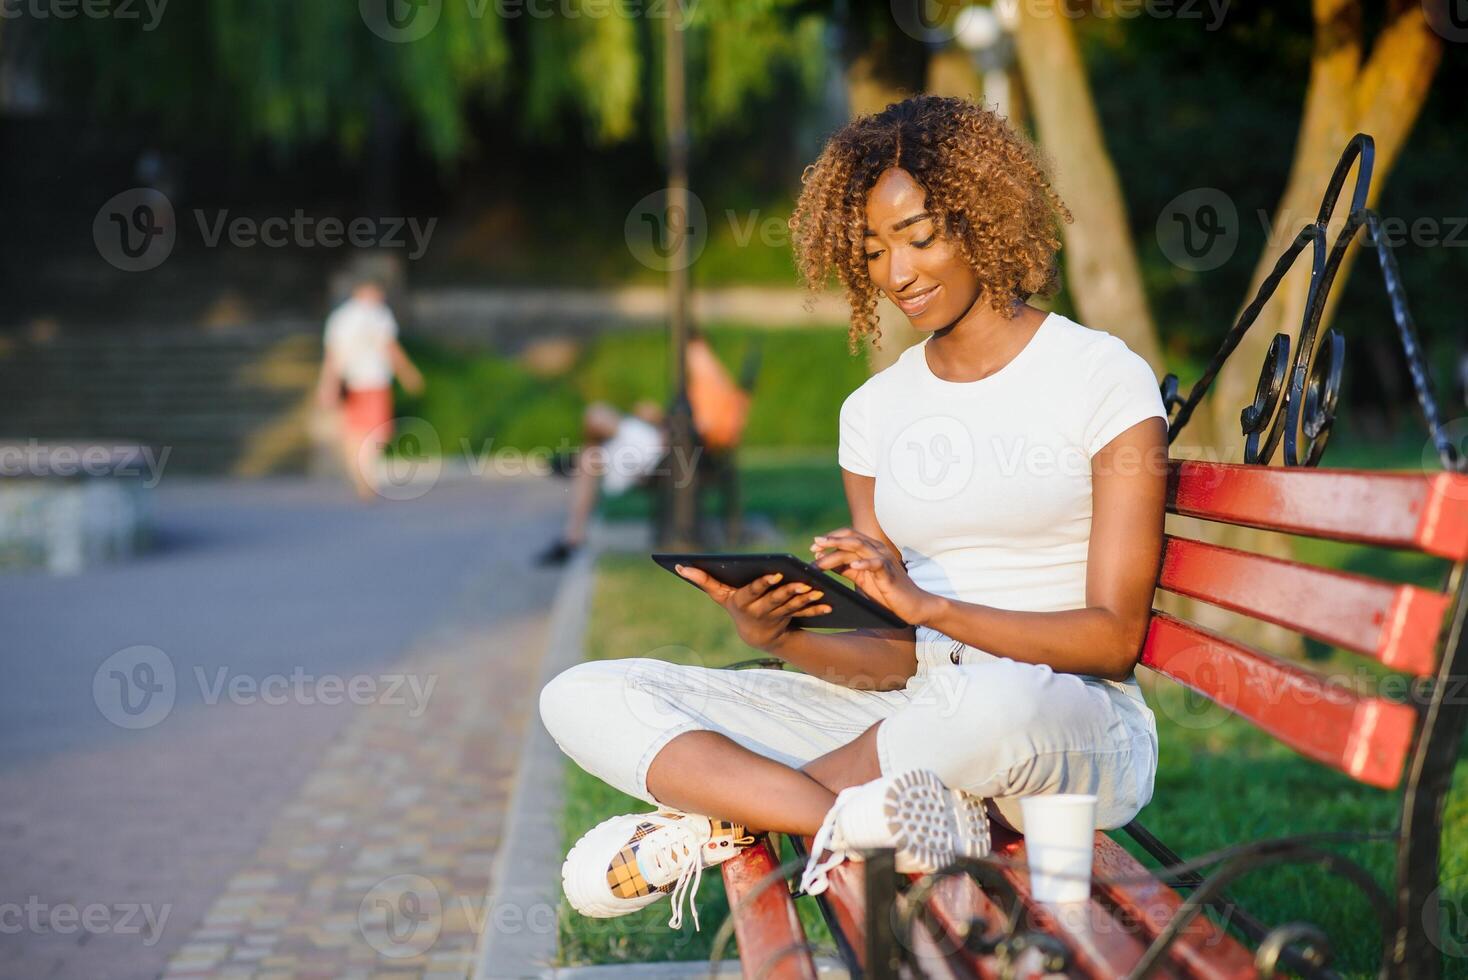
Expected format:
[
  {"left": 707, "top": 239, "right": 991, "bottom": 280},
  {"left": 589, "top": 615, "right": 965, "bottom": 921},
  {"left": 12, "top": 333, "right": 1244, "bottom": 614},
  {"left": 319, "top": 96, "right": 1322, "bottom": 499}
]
[{"left": 1019, "top": 793, "right": 1097, "bottom": 904}]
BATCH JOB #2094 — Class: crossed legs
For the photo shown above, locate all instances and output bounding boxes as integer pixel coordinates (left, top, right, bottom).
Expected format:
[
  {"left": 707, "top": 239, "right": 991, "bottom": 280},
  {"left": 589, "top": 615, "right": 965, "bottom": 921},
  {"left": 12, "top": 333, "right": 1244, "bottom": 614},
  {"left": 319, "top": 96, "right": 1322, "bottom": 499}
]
[{"left": 643, "top": 724, "right": 883, "bottom": 836}]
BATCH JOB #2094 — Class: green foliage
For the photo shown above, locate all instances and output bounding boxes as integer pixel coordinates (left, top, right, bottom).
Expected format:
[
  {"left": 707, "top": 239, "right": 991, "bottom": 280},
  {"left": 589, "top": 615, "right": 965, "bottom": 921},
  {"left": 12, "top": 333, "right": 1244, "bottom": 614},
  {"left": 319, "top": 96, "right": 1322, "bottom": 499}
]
[
  {"left": 398, "top": 324, "right": 869, "bottom": 456},
  {"left": 31, "top": 0, "right": 822, "bottom": 160}
]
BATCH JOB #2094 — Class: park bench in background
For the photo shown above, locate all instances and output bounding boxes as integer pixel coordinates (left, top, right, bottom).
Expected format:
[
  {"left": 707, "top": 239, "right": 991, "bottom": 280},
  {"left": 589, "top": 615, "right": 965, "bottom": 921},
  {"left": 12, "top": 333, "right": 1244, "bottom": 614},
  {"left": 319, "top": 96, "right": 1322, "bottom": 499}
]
[
  {"left": 649, "top": 336, "right": 763, "bottom": 546},
  {"left": 713, "top": 134, "right": 1468, "bottom": 978}
]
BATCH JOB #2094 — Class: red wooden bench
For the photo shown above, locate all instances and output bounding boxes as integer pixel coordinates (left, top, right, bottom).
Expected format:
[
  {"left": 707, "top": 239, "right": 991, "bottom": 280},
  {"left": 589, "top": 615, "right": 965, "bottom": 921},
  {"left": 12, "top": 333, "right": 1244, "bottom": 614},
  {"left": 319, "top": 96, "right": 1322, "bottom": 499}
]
[{"left": 711, "top": 134, "right": 1468, "bottom": 979}]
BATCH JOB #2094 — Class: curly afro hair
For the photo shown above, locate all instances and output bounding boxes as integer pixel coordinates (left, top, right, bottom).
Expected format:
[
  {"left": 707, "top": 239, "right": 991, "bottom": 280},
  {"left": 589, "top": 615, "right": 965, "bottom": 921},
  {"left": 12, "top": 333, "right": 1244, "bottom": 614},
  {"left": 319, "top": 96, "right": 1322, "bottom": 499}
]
[{"left": 789, "top": 95, "right": 1073, "bottom": 353}]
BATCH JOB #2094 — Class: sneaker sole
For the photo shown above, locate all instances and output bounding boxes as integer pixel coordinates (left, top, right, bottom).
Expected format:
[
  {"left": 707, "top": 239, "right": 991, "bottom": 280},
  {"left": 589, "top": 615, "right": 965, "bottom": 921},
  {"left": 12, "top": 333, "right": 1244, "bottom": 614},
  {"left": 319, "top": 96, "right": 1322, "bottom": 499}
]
[
  {"left": 875, "top": 771, "right": 994, "bottom": 874},
  {"left": 561, "top": 814, "right": 669, "bottom": 919}
]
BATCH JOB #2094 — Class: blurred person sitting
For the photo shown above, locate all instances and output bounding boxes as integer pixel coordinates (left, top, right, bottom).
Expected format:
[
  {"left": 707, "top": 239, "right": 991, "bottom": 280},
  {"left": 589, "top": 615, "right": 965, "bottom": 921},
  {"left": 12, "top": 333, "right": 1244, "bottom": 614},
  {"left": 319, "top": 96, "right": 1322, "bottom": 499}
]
[
  {"left": 535, "top": 331, "right": 752, "bottom": 566},
  {"left": 315, "top": 278, "right": 426, "bottom": 501}
]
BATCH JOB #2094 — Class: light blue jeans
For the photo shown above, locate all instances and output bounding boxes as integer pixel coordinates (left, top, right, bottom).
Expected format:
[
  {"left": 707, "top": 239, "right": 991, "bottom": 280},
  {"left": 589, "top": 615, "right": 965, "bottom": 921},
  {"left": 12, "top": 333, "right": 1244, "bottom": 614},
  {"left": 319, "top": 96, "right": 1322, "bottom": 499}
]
[{"left": 539, "top": 626, "right": 1158, "bottom": 832}]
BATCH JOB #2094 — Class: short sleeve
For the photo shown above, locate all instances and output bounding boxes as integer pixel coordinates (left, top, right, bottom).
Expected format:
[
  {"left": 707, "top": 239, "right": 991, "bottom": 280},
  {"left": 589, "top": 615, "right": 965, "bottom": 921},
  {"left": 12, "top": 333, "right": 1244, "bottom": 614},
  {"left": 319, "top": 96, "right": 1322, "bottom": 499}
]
[
  {"left": 1082, "top": 338, "right": 1168, "bottom": 457},
  {"left": 323, "top": 308, "right": 345, "bottom": 350},
  {"left": 838, "top": 384, "right": 876, "bottom": 477}
]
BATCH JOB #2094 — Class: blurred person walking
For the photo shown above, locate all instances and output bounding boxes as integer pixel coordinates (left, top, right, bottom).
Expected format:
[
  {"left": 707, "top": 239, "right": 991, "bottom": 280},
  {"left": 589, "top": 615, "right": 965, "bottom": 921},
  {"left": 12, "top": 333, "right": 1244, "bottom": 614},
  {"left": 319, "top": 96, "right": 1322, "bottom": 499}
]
[{"left": 315, "top": 279, "right": 425, "bottom": 500}]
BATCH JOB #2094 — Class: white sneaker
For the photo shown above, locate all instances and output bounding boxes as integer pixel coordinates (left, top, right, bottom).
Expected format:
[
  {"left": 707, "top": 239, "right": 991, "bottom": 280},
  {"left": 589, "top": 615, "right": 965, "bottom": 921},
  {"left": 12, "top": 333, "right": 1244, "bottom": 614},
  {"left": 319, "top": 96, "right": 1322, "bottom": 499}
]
[
  {"left": 799, "top": 769, "right": 991, "bottom": 896},
  {"left": 561, "top": 809, "right": 754, "bottom": 930}
]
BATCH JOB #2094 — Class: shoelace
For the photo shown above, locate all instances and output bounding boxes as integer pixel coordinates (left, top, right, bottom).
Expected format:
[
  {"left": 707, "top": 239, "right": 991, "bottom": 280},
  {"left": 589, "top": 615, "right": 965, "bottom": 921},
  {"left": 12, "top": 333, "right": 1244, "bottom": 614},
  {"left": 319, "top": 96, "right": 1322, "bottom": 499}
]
[
  {"left": 638, "top": 815, "right": 756, "bottom": 932},
  {"left": 798, "top": 784, "right": 869, "bottom": 896}
]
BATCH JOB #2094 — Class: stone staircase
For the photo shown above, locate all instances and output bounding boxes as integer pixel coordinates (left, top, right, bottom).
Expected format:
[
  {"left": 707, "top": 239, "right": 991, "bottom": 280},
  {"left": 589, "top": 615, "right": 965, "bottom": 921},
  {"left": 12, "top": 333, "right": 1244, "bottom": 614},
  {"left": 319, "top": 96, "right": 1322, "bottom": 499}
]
[{"left": 0, "top": 325, "right": 323, "bottom": 476}]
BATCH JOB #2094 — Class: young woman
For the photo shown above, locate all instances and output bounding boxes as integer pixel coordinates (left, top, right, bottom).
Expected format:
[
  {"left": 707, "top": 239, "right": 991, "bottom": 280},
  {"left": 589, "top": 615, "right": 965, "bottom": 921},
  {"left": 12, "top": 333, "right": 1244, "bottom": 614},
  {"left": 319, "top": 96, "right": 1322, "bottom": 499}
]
[{"left": 540, "top": 94, "right": 1167, "bottom": 931}]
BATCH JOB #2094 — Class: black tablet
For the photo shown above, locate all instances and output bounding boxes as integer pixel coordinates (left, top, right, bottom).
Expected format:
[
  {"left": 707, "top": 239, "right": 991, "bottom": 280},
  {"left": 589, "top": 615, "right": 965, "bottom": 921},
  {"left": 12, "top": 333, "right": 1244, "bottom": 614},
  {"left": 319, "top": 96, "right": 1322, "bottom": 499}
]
[{"left": 651, "top": 552, "right": 911, "bottom": 630}]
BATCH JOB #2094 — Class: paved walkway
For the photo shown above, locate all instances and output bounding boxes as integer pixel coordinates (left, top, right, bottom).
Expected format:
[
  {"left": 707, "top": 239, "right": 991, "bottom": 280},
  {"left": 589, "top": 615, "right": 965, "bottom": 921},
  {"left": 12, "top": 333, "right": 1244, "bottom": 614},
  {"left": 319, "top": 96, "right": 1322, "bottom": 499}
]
[{"left": 0, "top": 475, "right": 574, "bottom": 980}]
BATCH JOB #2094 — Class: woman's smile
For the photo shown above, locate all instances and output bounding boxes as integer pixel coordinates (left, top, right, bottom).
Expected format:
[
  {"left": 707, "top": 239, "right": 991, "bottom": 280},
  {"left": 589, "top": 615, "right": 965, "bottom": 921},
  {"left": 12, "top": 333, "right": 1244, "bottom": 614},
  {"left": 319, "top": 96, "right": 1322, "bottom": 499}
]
[{"left": 893, "top": 283, "right": 941, "bottom": 317}]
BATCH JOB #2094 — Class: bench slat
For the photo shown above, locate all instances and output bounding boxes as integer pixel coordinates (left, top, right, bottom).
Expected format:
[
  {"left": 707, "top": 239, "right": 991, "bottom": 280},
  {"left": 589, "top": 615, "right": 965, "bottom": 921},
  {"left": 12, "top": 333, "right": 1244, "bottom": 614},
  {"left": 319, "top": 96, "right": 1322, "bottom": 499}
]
[
  {"left": 1142, "top": 612, "right": 1420, "bottom": 789},
  {"left": 1091, "top": 833, "right": 1259, "bottom": 979},
  {"left": 720, "top": 837, "right": 819, "bottom": 980},
  {"left": 1168, "top": 461, "right": 1468, "bottom": 560},
  {"left": 1160, "top": 535, "right": 1450, "bottom": 676},
  {"left": 983, "top": 824, "right": 1184, "bottom": 978}
]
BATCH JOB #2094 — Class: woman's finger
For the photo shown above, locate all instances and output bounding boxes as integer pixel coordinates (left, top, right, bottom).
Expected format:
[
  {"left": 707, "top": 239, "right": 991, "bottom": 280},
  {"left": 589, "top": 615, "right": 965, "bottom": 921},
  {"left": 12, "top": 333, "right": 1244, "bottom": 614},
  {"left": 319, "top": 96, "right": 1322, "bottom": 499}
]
[
  {"left": 732, "top": 572, "right": 784, "bottom": 605},
  {"left": 675, "top": 564, "right": 734, "bottom": 601},
  {"left": 746, "top": 581, "right": 811, "bottom": 615},
  {"left": 790, "top": 603, "right": 833, "bottom": 618},
  {"left": 766, "top": 587, "right": 825, "bottom": 618}
]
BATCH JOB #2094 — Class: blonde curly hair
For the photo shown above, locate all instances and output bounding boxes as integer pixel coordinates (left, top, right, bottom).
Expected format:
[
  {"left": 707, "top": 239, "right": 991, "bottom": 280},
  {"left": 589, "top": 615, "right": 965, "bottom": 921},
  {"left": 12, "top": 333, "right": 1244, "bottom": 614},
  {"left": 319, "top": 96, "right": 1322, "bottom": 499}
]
[{"left": 789, "top": 95, "right": 1073, "bottom": 353}]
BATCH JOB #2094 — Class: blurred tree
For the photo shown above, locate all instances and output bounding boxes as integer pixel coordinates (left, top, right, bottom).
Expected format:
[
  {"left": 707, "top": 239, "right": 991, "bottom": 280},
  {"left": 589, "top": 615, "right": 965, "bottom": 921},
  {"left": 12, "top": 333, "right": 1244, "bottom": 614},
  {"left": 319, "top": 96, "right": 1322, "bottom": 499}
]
[
  {"left": 1201, "top": 0, "right": 1442, "bottom": 464},
  {"left": 26, "top": 0, "right": 824, "bottom": 163},
  {"left": 1007, "top": 0, "right": 1162, "bottom": 368}
]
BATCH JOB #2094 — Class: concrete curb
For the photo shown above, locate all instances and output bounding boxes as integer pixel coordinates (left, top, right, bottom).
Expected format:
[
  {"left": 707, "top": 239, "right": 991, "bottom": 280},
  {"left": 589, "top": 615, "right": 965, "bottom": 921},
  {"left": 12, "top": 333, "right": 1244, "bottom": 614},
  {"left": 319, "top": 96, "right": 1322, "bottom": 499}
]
[{"left": 472, "top": 531, "right": 599, "bottom": 980}]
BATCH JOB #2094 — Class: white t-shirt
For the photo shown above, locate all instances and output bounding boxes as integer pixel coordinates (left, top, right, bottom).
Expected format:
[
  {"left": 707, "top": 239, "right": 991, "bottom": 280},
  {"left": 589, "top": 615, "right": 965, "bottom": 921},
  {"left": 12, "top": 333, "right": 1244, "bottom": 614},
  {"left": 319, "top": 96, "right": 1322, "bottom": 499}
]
[
  {"left": 600, "top": 417, "right": 667, "bottom": 496},
  {"left": 837, "top": 310, "right": 1167, "bottom": 701},
  {"left": 325, "top": 297, "right": 399, "bottom": 391}
]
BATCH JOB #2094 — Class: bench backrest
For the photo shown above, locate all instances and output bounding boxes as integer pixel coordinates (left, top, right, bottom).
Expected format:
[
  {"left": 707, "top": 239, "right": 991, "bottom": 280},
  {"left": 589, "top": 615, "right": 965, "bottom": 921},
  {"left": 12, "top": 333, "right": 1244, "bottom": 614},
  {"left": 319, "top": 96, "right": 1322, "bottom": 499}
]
[
  {"left": 1136, "top": 459, "right": 1468, "bottom": 978},
  {"left": 1143, "top": 460, "right": 1468, "bottom": 790}
]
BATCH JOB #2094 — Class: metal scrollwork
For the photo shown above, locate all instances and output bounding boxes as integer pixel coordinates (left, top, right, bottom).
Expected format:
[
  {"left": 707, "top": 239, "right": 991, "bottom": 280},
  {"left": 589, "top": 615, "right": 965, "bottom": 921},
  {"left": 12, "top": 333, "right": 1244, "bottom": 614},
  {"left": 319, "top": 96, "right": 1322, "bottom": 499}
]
[{"left": 1165, "top": 133, "right": 1465, "bottom": 473}]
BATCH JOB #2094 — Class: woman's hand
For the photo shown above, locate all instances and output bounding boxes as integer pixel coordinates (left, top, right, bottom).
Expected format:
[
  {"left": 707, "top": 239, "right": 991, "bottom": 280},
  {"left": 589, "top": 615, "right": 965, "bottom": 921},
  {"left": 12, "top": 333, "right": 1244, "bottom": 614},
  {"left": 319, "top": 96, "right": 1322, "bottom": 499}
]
[
  {"left": 809, "top": 528, "right": 941, "bottom": 626},
  {"left": 675, "top": 565, "right": 832, "bottom": 653}
]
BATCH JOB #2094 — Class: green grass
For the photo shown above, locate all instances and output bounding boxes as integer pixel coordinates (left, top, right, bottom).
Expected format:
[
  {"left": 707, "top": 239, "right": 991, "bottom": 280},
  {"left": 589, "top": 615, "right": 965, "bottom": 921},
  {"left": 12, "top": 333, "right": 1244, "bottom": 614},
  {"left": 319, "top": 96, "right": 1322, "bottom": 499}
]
[
  {"left": 398, "top": 324, "right": 868, "bottom": 462},
  {"left": 554, "top": 439, "right": 1468, "bottom": 975}
]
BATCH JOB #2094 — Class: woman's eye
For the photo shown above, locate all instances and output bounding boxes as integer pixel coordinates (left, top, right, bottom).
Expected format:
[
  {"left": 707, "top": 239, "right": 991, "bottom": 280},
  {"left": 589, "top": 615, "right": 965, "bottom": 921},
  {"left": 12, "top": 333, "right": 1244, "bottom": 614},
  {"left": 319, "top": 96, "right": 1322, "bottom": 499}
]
[
  {"left": 913, "top": 236, "right": 935, "bottom": 249},
  {"left": 864, "top": 250, "right": 884, "bottom": 261}
]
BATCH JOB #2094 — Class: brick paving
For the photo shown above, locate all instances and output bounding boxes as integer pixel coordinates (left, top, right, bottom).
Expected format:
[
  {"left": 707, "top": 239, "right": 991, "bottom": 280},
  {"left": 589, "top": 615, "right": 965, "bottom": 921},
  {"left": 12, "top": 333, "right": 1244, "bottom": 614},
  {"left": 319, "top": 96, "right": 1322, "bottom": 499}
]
[
  {"left": 160, "top": 613, "right": 544, "bottom": 980},
  {"left": 0, "top": 476, "right": 572, "bottom": 980}
]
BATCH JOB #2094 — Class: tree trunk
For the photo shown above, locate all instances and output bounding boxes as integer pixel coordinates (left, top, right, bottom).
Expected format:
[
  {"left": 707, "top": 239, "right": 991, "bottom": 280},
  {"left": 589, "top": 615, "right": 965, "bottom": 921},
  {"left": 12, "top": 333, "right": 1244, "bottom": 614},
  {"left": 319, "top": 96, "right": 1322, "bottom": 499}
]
[
  {"left": 1006, "top": 2, "right": 1163, "bottom": 370},
  {"left": 1205, "top": 0, "right": 1442, "bottom": 466},
  {"left": 1179, "top": 0, "right": 1441, "bottom": 654}
]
